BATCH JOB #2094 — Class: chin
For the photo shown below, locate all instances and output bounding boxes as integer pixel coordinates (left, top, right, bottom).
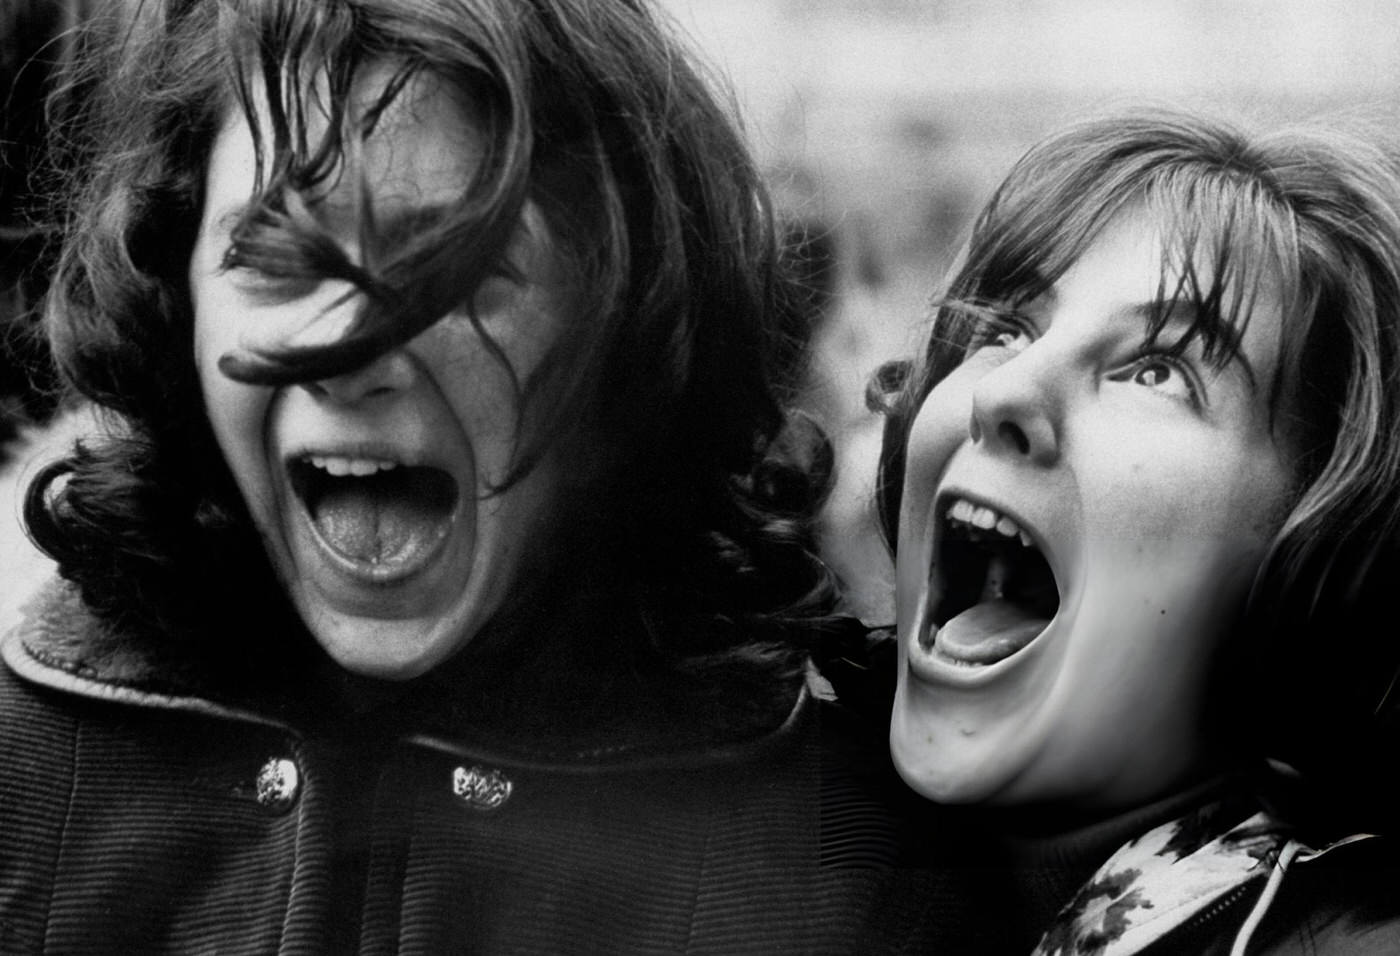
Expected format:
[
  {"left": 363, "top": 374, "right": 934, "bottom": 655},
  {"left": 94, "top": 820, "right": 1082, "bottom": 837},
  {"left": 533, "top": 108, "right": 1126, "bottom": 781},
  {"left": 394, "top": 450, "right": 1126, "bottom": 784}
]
[
  {"left": 303, "top": 608, "right": 468, "bottom": 681},
  {"left": 889, "top": 702, "right": 1020, "bottom": 805}
]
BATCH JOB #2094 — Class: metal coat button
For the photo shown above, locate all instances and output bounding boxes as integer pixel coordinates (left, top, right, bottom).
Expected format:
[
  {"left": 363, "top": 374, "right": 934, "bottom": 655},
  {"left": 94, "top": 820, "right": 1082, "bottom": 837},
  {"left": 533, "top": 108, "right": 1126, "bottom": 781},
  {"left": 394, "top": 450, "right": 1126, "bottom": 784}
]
[
  {"left": 255, "top": 757, "right": 300, "bottom": 812},
  {"left": 452, "top": 765, "right": 513, "bottom": 811}
]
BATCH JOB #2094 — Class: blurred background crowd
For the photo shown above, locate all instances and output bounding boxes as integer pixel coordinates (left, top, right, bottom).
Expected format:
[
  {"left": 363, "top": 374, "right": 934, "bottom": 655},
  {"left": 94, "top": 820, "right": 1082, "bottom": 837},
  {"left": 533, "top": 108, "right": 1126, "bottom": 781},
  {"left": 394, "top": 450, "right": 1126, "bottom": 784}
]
[{"left": 6, "top": 0, "right": 1400, "bottom": 624}]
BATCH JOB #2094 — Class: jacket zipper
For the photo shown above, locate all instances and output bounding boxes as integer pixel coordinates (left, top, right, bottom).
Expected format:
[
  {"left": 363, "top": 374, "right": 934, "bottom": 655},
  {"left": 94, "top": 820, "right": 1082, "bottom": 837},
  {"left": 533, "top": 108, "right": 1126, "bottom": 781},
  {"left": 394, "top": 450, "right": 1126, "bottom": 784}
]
[{"left": 1183, "top": 881, "right": 1256, "bottom": 932}]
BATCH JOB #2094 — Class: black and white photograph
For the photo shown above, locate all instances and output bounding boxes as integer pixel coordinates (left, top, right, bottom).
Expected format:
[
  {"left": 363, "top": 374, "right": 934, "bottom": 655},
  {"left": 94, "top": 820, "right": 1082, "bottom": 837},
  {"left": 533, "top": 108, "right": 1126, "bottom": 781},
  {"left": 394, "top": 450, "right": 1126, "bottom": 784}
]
[{"left": 3, "top": 1, "right": 1400, "bottom": 952}]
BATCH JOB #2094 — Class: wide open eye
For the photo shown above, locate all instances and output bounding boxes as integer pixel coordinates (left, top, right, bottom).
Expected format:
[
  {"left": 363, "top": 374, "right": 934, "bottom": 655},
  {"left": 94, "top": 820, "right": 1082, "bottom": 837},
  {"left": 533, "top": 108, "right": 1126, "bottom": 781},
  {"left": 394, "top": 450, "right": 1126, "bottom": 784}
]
[
  {"left": 985, "top": 328, "right": 1029, "bottom": 350},
  {"left": 967, "top": 312, "right": 1034, "bottom": 357},
  {"left": 1112, "top": 354, "right": 1202, "bottom": 408}
]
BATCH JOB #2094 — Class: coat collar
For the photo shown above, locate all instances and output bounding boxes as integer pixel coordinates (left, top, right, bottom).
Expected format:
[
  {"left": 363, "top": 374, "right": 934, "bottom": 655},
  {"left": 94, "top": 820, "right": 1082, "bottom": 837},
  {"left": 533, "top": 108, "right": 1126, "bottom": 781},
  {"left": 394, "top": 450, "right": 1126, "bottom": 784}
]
[
  {"left": 3, "top": 577, "right": 296, "bottom": 729},
  {"left": 1030, "top": 795, "right": 1376, "bottom": 956},
  {"left": 2, "top": 576, "right": 812, "bottom": 770}
]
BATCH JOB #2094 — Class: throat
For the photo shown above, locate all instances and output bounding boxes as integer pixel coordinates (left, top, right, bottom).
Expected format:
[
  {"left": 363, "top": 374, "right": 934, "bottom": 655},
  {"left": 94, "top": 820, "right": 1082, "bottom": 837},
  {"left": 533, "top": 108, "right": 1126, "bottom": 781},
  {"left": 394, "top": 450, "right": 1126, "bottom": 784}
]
[{"left": 932, "top": 537, "right": 1058, "bottom": 665}]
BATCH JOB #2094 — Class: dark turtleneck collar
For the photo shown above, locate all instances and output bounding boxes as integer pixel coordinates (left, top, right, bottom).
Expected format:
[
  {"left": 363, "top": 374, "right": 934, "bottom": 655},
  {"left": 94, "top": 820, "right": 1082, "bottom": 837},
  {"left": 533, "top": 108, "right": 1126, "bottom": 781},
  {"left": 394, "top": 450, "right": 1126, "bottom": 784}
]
[
  {"left": 964, "top": 776, "right": 1238, "bottom": 930},
  {"left": 865, "top": 774, "right": 1244, "bottom": 956}
]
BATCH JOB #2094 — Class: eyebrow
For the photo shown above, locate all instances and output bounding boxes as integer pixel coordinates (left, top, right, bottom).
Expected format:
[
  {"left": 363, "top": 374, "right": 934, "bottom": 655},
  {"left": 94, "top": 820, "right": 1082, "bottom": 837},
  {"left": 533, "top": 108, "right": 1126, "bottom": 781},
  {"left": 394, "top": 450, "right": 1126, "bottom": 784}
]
[
  {"left": 1128, "top": 299, "right": 1258, "bottom": 392},
  {"left": 320, "top": 198, "right": 460, "bottom": 250},
  {"left": 211, "top": 198, "right": 464, "bottom": 256}
]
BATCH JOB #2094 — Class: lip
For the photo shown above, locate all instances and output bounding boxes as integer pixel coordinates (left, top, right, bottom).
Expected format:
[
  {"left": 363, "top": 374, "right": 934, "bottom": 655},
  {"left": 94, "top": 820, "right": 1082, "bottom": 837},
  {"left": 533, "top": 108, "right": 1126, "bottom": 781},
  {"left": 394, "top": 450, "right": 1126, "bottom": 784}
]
[{"left": 905, "top": 485, "right": 1060, "bottom": 687}]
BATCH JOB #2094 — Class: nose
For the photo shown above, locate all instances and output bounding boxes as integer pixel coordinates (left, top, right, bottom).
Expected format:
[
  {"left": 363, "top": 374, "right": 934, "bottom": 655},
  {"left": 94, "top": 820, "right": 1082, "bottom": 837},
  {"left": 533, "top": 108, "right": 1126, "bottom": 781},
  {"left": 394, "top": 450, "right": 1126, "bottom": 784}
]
[
  {"left": 301, "top": 349, "right": 417, "bottom": 405},
  {"left": 967, "top": 348, "right": 1061, "bottom": 466}
]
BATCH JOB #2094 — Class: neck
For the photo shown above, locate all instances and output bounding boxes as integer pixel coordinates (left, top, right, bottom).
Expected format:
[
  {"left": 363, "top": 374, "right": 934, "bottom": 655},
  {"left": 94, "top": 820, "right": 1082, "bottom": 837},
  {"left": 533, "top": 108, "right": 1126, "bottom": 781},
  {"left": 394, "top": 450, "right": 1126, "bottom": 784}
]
[{"left": 286, "top": 567, "right": 804, "bottom": 756}]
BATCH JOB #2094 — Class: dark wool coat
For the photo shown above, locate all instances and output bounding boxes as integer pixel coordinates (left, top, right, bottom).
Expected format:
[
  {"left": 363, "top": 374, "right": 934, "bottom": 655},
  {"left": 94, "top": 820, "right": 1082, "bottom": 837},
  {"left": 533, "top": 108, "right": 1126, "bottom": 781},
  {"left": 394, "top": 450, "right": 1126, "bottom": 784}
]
[{"left": 0, "top": 581, "right": 898, "bottom": 954}]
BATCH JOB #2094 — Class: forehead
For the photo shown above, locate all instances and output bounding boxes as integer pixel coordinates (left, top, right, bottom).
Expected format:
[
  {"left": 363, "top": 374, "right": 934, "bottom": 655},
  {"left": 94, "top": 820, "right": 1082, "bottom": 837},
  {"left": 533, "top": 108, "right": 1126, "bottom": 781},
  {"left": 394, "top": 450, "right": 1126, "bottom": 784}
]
[
  {"left": 204, "top": 63, "right": 483, "bottom": 215},
  {"left": 1039, "top": 212, "right": 1164, "bottom": 307},
  {"left": 1041, "top": 207, "right": 1287, "bottom": 376},
  {"left": 1048, "top": 207, "right": 1281, "bottom": 310}
]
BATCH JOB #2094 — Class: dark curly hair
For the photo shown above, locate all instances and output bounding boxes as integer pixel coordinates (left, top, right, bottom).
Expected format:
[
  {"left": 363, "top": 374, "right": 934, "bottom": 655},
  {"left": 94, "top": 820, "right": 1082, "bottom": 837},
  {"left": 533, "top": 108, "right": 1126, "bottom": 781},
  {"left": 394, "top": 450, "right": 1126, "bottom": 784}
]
[{"left": 25, "top": 0, "right": 838, "bottom": 714}]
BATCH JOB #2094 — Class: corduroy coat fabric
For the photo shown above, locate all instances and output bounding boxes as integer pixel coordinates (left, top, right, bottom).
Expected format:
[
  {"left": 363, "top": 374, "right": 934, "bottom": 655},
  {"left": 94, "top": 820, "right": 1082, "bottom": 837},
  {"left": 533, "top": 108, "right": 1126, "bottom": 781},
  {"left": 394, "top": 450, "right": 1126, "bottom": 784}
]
[{"left": 0, "top": 582, "right": 896, "bottom": 955}]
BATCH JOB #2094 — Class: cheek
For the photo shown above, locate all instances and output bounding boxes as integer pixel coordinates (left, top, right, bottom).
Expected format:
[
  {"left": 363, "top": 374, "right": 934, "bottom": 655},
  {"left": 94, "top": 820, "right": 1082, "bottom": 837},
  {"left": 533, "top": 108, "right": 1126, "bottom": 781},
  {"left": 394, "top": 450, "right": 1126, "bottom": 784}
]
[
  {"left": 1082, "top": 423, "right": 1289, "bottom": 544},
  {"left": 202, "top": 379, "right": 276, "bottom": 518},
  {"left": 421, "top": 329, "right": 522, "bottom": 481},
  {"left": 900, "top": 373, "right": 978, "bottom": 505},
  {"left": 192, "top": 246, "right": 247, "bottom": 436},
  {"left": 421, "top": 304, "right": 566, "bottom": 482},
  {"left": 1076, "top": 431, "right": 1292, "bottom": 653},
  {"left": 896, "top": 398, "right": 956, "bottom": 573},
  {"left": 193, "top": 304, "right": 276, "bottom": 513},
  {"left": 894, "top": 376, "right": 977, "bottom": 631}
]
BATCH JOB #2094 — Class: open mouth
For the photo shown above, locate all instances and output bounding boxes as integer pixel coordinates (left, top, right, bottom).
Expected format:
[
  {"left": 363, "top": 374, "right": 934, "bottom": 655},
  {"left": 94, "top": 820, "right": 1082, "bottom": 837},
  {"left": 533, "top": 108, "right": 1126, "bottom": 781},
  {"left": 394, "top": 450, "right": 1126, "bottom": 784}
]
[
  {"left": 927, "top": 494, "right": 1059, "bottom": 666},
  {"left": 288, "top": 454, "right": 459, "bottom": 576}
]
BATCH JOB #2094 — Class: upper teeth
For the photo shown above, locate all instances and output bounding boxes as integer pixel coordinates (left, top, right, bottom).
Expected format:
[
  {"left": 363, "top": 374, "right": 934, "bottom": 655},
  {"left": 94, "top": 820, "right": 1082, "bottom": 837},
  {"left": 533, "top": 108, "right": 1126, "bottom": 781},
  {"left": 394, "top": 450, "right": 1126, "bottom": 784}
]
[
  {"left": 946, "top": 497, "right": 1034, "bottom": 547},
  {"left": 307, "top": 454, "right": 399, "bottom": 477}
]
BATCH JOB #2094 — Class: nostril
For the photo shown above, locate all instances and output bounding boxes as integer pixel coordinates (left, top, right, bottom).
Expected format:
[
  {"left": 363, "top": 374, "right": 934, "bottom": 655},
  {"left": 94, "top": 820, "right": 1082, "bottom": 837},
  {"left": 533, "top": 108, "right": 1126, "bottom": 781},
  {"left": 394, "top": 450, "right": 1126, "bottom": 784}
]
[
  {"left": 299, "top": 370, "right": 405, "bottom": 405},
  {"left": 998, "top": 421, "right": 1030, "bottom": 455}
]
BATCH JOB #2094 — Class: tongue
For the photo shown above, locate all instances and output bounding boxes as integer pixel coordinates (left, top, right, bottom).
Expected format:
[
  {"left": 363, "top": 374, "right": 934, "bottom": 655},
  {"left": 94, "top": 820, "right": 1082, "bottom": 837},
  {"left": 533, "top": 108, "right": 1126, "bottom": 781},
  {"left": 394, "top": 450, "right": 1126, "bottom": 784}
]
[
  {"left": 936, "top": 599, "right": 1047, "bottom": 665},
  {"left": 312, "top": 472, "right": 450, "bottom": 567}
]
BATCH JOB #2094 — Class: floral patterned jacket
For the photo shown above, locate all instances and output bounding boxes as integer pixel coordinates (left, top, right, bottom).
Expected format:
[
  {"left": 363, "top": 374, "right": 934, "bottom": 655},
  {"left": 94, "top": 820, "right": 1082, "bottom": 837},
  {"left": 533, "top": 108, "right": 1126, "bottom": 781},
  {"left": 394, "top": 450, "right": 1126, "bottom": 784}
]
[{"left": 1034, "top": 797, "right": 1400, "bottom": 955}]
